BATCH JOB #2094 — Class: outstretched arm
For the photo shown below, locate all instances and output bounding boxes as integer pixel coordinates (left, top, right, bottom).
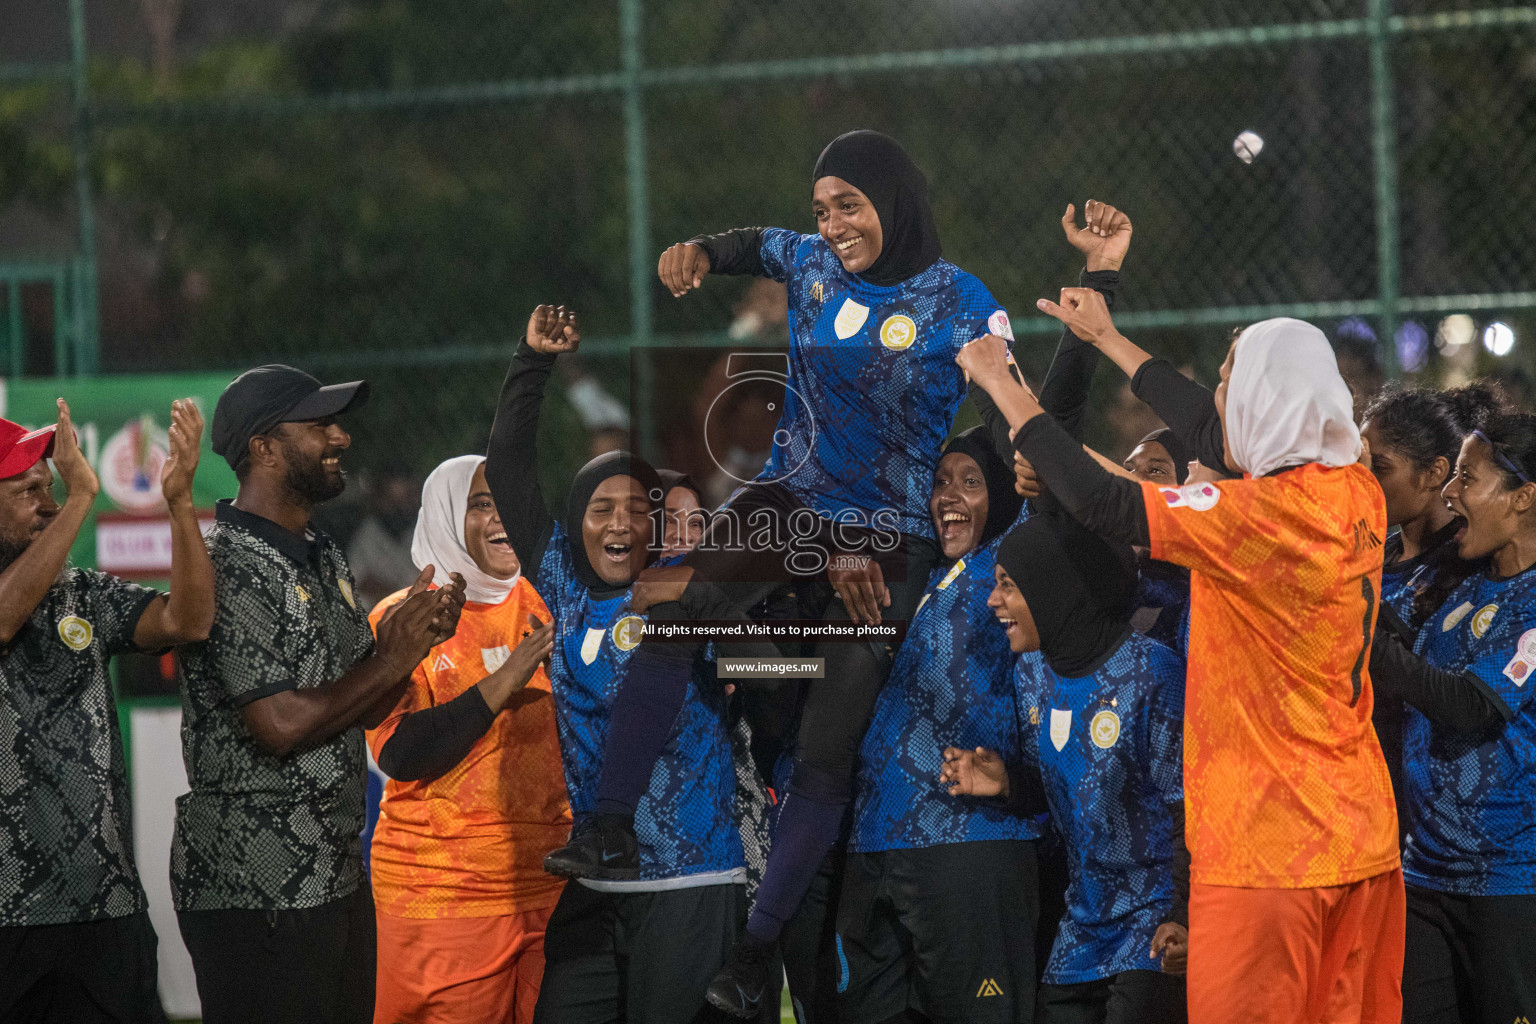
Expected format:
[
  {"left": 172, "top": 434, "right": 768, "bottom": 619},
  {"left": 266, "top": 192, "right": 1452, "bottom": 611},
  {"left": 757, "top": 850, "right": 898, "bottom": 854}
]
[
  {"left": 959, "top": 335, "right": 1151, "bottom": 546},
  {"left": 1039, "top": 201, "right": 1132, "bottom": 442},
  {"left": 134, "top": 399, "right": 215, "bottom": 648},
  {"left": 485, "top": 305, "right": 580, "bottom": 583},
  {"left": 1037, "top": 288, "right": 1227, "bottom": 472},
  {"left": 1369, "top": 630, "right": 1509, "bottom": 734}
]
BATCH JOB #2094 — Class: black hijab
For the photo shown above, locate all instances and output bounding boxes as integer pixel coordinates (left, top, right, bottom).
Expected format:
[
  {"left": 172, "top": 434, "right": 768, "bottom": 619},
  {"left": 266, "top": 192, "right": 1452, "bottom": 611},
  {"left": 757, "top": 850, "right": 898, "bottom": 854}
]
[
  {"left": 939, "top": 426, "right": 1024, "bottom": 550},
  {"left": 812, "top": 130, "right": 942, "bottom": 287},
  {"left": 995, "top": 511, "right": 1137, "bottom": 678},
  {"left": 1137, "top": 427, "right": 1191, "bottom": 485},
  {"left": 656, "top": 469, "right": 702, "bottom": 504},
  {"left": 563, "top": 450, "right": 665, "bottom": 598}
]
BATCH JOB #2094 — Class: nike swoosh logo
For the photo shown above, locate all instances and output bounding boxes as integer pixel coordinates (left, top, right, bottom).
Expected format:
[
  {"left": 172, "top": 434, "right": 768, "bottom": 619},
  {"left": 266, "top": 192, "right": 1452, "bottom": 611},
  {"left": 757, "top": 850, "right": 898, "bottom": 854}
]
[{"left": 601, "top": 850, "right": 624, "bottom": 864}]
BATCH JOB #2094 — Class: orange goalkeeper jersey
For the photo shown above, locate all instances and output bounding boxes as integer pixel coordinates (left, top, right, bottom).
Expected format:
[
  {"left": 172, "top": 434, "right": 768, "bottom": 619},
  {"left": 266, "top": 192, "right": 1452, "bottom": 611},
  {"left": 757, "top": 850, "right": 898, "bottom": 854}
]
[
  {"left": 367, "top": 581, "right": 570, "bottom": 918},
  {"left": 1143, "top": 463, "right": 1398, "bottom": 889}
]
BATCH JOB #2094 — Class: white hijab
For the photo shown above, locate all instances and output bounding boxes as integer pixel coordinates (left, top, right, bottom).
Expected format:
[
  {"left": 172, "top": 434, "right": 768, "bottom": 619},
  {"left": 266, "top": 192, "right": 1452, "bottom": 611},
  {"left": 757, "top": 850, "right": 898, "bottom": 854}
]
[
  {"left": 1227, "top": 317, "right": 1362, "bottom": 479},
  {"left": 411, "top": 454, "right": 519, "bottom": 605}
]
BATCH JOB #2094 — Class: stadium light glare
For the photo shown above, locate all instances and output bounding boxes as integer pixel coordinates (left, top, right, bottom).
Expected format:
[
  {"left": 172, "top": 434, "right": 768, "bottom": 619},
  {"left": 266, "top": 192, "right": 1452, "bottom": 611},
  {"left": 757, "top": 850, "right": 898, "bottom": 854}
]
[
  {"left": 1434, "top": 314, "right": 1476, "bottom": 354},
  {"left": 1482, "top": 321, "right": 1516, "bottom": 357}
]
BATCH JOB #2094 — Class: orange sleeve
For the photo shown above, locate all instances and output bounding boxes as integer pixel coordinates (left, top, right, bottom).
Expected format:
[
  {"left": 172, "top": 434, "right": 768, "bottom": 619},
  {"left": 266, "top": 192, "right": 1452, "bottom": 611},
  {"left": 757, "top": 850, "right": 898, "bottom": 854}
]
[
  {"left": 365, "top": 588, "right": 436, "bottom": 758},
  {"left": 1141, "top": 478, "right": 1267, "bottom": 587}
]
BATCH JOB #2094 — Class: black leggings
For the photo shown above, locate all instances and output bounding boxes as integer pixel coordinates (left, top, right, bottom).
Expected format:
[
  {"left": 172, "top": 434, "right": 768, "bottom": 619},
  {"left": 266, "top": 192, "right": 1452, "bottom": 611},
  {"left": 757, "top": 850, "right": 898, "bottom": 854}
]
[{"left": 596, "top": 481, "right": 940, "bottom": 811}]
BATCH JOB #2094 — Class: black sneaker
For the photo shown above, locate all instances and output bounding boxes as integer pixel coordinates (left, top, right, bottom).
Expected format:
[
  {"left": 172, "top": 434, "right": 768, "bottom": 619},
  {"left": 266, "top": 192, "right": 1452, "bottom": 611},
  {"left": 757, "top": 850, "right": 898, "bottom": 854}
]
[
  {"left": 704, "top": 936, "right": 775, "bottom": 1020},
  {"left": 542, "top": 814, "right": 639, "bottom": 880}
]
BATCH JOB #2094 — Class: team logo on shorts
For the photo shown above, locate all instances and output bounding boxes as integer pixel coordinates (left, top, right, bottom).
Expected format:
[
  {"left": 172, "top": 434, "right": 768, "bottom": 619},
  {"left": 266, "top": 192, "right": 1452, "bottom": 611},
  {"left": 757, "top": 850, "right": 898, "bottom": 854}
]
[
  {"left": 976, "top": 978, "right": 1004, "bottom": 997},
  {"left": 1471, "top": 603, "right": 1499, "bottom": 639},
  {"left": 1442, "top": 601, "right": 1474, "bottom": 632},
  {"left": 1090, "top": 710, "right": 1121, "bottom": 748},
  {"left": 612, "top": 615, "right": 645, "bottom": 652},
  {"left": 1049, "top": 708, "right": 1072, "bottom": 751},
  {"left": 987, "top": 310, "right": 1015, "bottom": 342},
  {"left": 338, "top": 578, "right": 356, "bottom": 609},
  {"left": 294, "top": 584, "right": 310, "bottom": 602},
  {"left": 879, "top": 314, "right": 917, "bottom": 351},
  {"left": 833, "top": 298, "right": 869, "bottom": 340},
  {"left": 811, "top": 281, "right": 824, "bottom": 303},
  {"left": 58, "top": 616, "right": 93, "bottom": 651},
  {"left": 1161, "top": 482, "right": 1221, "bottom": 511},
  {"left": 1502, "top": 629, "right": 1536, "bottom": 687},
  {"left": 1029, "top": 706, "right": 1039, "bottom": 726}
]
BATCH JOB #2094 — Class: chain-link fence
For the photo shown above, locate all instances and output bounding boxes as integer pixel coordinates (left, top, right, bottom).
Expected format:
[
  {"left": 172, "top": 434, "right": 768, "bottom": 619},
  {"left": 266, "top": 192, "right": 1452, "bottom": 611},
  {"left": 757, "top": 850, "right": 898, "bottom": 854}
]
[{"left": 3, "top": 0, "right": 1535, "bottom": 520}]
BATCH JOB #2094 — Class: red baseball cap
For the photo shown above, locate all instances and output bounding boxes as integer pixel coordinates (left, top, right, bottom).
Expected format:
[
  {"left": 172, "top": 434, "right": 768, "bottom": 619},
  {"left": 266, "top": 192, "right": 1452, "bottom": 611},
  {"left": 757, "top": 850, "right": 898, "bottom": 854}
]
[{"left": 0, "top": 419, "right": 58, "bottom": 480}]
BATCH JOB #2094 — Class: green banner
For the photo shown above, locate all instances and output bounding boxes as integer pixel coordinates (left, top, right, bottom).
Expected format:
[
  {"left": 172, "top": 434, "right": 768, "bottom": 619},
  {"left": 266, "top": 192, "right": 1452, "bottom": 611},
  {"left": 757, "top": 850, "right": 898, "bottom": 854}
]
[{"left": 2, "top": 373, "right": 239, "bottom": 573}]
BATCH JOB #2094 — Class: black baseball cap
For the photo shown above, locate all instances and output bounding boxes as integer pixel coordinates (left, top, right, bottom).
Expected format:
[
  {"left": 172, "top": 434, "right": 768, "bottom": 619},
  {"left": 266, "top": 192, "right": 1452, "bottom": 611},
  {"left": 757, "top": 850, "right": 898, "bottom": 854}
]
[{"left": 212, "top": 364, "right": 370, "bottom": 471}]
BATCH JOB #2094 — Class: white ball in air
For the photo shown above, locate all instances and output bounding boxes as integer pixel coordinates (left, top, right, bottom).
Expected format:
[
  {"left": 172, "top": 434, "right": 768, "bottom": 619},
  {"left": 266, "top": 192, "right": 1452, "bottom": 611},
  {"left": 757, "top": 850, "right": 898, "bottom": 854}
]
[{"left": 1233, "top": 130, "right": 1264, "bottom": 164}]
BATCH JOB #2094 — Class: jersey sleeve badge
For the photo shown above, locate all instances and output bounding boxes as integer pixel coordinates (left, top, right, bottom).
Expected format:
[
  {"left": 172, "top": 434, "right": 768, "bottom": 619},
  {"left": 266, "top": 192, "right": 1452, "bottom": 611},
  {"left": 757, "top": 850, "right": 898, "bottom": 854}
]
[
  {"left": 1159, "top": 482, "right": 1221, "bottom": 511},
  {"left": 987, "top": 310, "right": 1015, "bottom": 342},
  {"left": 1502, "top": 628, "right": 1536, "bottom": 686}
]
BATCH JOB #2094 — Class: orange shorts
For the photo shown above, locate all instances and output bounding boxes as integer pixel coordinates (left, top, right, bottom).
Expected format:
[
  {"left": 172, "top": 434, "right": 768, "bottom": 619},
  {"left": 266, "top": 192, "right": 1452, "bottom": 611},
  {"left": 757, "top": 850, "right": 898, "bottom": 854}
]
[
  {"left": 1187, "top": 868, "right": 1405, "bottom": 1024},
  {"left": 374, "top": 905, "right": 555, "bottom": 1024}
]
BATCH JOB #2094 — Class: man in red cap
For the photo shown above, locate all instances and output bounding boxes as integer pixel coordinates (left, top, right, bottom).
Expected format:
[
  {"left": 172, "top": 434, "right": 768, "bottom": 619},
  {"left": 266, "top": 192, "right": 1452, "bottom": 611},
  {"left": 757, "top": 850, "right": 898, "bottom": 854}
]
[{"left": 0, "top": 396, "right": 215, "bottom": 1024}]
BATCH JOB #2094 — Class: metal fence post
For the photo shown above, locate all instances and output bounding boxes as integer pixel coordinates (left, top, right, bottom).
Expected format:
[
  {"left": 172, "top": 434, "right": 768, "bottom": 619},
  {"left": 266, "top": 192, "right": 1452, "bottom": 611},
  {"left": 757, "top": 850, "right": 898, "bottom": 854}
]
[
  {"left": 68, "top": 0, "right": 99, "bottom": 377},
  {"left": 621, "top": 0, "right": 657, "bottom": 459},
  {"left": 1368, "top": 0, "right": 1402, "bottom": 376}
]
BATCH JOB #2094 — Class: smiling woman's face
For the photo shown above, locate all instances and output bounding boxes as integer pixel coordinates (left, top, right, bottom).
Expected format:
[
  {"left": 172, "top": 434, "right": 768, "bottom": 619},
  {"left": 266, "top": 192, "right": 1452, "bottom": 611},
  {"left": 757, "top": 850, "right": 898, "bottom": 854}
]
[
  {"left": 813, "top": 176, "right": 883, "bottom": 274},
  {"left": 463, "top": 463, "right": 519, "bottom": 579},
  {"left": 582, "top": 475, "right": 653, "bottom": 585},
  {"left": 931, "top": 452, "right": 989, "bottom": 560},
  {"left": 987, "top": 565, "right": 1040, "bottom": 654}
]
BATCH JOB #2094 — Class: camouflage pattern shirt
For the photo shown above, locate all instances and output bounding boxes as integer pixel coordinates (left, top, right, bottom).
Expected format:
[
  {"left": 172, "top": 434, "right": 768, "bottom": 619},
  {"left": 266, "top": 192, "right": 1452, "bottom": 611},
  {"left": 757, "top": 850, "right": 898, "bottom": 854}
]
[
  {"left": 172, "top": 500, "right": 375, "bottom": 911},
  {"left": 0, "top": 568, "right": 159, "bottom": 925}
]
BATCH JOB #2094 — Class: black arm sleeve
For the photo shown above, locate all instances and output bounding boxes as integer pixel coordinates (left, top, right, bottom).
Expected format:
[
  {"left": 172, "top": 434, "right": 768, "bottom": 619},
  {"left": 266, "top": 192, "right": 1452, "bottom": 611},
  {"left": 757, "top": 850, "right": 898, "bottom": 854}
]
[
  {"left": 485, "top": 342, "right": 558, "bottom": 583},
  {"left": 1369, "top": 632, "right": 1510, "bottom": 734},
  {"left": 375, "top": 687, "right": 497, "bottom": 783},
  {"left": 687, "top": 228, "right": 767, "bottom": 277},
  {"left": 1012, "top": 413, "right": 1150, "bottom": 546},
  {"left": 1038, "top": 268, "right": 1120, "bottom": 443},
  {"left": 1129, "top": 359, "right": 1227, "bottom": 473},
  {"left": 1166, "top": 800, "right": 1190, "bottom": 927},
  {"left": 967, "top": 268, "right": 1119, "bottom": 466},
  {"left": 1002, "top": 764, "right": 1049, "bottom": 819}
]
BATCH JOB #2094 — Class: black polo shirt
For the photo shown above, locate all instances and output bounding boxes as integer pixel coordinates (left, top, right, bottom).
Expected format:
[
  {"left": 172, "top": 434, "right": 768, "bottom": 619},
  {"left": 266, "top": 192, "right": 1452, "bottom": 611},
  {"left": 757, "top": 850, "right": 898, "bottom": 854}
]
[
  {"left": 172, "top": 500, "right": 374, "bottom": 912},
  {"left": 0, "top": 568, "right": 160, "bottom": 926}
]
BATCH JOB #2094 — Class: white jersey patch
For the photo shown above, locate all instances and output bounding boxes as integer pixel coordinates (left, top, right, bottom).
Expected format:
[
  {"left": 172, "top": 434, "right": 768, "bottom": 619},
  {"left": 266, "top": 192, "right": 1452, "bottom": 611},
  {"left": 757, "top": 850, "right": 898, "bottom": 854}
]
[
  {"left": 1050, "top": 708, "right": 1073, "bottom": 752},
  {"left": 988, "top": 310, "right": 1015, "bottom": 342},
  {"left": 833, "top": 298, "right": 870, "bottom": 340}
]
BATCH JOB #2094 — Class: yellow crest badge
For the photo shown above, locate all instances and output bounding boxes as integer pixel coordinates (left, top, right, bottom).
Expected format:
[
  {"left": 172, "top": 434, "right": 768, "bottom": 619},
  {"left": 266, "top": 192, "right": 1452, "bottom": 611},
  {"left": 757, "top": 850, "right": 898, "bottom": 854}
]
[
  {"left": 1090, "top": 710, "right": 1121, "bottom": 748},
  {"left": 880, "top": 314, "right": 917, "bottom": 351},
  {"left": 338, "top": 578, "right": 356, "bottom": 609},
  {"left": 612, "top": 615, "right": 645, "bottom": 652},
  {"left": 1471, "top": 603, "right": 1499, "bottom": 639},
  {"left": 58, "top": 616, "right": 93, "bottom": 651}
]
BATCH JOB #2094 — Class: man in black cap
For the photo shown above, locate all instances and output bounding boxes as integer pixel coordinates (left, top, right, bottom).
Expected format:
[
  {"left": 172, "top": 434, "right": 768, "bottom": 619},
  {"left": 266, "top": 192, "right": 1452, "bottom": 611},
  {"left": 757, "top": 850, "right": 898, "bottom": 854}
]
[
  {"left": 0, "top": 396, "right": 214, "bottom": 1024},
  {"left": 172, "top": 365, "right": 465, "bottom": 1024}
]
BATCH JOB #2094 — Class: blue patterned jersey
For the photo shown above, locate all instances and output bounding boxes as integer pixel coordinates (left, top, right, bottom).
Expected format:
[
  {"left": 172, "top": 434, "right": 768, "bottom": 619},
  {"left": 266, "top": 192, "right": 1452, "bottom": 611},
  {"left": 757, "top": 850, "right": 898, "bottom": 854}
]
[
  {"left": 754, "top": 228, "right": 1010, "bottom": 539},
  {"left": 851, "top": 534, "right": 1037, "bottom": 852},
  {"left": 1403, "top": 566, "right": 1536, "bottom": 895},
  {"left": 1380, "top": 559, "right": 1425, "bottom": 633},
  {"left": 1016, "top": 634, "right": 1186, "bottom": 985},
  {"left": 536, "top": 526, "right": 741, "bottom": 883}
]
